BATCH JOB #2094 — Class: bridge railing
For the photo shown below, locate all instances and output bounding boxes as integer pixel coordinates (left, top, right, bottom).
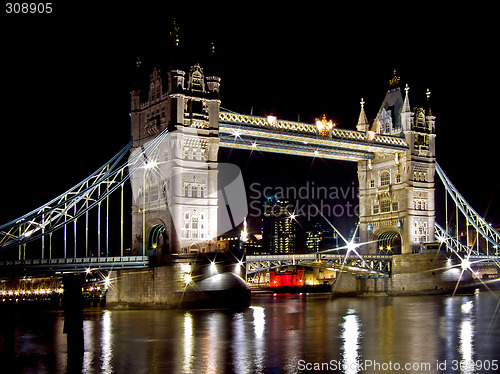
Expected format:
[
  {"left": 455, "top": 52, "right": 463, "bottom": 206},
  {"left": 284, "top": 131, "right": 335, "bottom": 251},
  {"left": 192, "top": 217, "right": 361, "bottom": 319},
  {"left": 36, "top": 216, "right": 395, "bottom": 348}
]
[
  {"left": 0, "top": 256, "right": 150, "bottom": 272},
  {"left": 435, "top": 162, "right": 500, "bottom": 255},
  {"left": 219, "top": 111, "right": 408, "bottom": 148}
]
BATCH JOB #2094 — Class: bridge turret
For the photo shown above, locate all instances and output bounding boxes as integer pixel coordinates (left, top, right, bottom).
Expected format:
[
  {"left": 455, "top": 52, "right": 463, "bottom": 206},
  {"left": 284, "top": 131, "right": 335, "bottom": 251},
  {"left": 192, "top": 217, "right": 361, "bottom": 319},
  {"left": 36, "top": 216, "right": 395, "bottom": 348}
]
[
  {"left": 129, "top": 59, "right": 221, "bottom": 254},
  {"left": 358, "top": 79, "right": 437, "bottom": 255}
]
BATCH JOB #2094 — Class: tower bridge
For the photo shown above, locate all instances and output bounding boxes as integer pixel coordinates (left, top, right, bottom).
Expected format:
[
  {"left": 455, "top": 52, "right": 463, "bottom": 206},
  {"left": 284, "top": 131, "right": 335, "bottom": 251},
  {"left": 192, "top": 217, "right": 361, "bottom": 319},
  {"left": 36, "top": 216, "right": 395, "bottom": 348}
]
[{"left": 1, "top": 62, "right": 499, "bottom": 306}]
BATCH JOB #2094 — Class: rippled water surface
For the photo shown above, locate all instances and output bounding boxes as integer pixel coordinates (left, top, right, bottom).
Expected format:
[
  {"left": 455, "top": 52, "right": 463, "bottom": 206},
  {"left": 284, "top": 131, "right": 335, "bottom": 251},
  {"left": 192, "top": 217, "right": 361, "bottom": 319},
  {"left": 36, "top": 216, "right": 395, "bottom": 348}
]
[{"left": 1, "top": 291, "right": 500, "bottom": 373}]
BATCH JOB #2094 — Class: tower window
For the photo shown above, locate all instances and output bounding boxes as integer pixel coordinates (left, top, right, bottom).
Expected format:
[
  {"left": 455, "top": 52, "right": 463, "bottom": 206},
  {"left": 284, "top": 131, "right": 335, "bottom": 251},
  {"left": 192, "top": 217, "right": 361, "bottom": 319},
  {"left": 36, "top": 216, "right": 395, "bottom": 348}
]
[
  {"left": 392, "top": 201, "right": 399, "bottom": 211},
  {"left": 396, "top": 173, "right": 402, "bottom": 183},
  {"left": 369, "top": 179, "right": 375, "bottom": 188},
  {"left": 380, "top": 199, "right": 391, "bottom": 213},
  {"left": 380, "top": 171, "right": 390, "bottom": 186}
]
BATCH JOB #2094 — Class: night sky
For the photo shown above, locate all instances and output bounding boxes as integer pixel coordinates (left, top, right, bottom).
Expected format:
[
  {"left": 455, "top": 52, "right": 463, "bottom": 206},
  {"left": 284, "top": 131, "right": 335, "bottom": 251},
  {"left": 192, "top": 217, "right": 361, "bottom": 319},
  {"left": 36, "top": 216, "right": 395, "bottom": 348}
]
[{"left": 1, "top": 4, "right": 499, "bottom": 239}]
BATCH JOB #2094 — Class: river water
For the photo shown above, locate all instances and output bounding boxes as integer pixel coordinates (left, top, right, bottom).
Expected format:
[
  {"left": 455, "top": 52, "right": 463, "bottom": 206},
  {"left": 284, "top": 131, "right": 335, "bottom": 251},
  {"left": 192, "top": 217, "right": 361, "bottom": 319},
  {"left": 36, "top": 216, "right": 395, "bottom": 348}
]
[{"left": 1, "top": 291, "right": 499, "bottom": 373}]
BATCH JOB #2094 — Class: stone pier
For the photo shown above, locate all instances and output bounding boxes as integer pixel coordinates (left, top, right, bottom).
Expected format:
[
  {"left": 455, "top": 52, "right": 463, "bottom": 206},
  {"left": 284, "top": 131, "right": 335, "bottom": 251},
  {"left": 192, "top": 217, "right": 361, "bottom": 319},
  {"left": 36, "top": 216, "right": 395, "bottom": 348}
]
[
  {"left": 106, "top": 253, "right": 250, "bottom": 309},
  {"left": 331, "top": 252, "right": 489, "bottom": 297}
]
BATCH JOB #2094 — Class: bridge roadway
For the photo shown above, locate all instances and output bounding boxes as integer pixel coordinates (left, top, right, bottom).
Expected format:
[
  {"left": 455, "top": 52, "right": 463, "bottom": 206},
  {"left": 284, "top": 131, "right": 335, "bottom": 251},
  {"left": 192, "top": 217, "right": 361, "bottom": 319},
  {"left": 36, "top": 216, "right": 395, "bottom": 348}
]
[
  {"left": 3, "top": 252, "right": 498, "bottom": 275},
  {"left": 1, "top": 252, "right": 394, "bottom": 276},
  {"left": 246, "top": 253, "right": 394, "bottom": 277},
  {"left": 0, "top": 256, "right": 149, "bottom": 273}
]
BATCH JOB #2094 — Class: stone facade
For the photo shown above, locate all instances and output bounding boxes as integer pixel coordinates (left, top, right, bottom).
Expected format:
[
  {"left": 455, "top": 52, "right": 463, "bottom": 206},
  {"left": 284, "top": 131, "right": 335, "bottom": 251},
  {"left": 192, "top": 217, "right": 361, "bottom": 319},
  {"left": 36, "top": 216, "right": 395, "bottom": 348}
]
[
  {"left": 130, "top": 63, "right": 220, "bottom": 254},
  {"left": 357, "top": 85, "right": 436, "bottom": 254}
]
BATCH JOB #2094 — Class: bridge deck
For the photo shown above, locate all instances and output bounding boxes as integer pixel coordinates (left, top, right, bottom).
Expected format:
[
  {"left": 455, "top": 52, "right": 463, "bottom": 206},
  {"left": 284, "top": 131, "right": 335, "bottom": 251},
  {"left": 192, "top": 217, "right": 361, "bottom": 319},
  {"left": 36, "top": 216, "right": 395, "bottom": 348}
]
[
  {"left": 0, "top": 256, "right": 149, "bottom": 273},
  {"left": 219, "top": 111, "right": 408, "bottom": 161}
]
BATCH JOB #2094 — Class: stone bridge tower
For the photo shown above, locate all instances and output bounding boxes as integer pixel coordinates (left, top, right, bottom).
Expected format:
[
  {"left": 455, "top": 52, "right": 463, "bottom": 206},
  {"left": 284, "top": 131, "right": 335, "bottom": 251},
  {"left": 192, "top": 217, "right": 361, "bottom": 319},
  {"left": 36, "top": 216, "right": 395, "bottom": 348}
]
[
  {"left": 129, "top": 61, "right": 221, "bottom": 254},
  {"left": 357, "top": 77, "right": 436, "bottom": 254}
]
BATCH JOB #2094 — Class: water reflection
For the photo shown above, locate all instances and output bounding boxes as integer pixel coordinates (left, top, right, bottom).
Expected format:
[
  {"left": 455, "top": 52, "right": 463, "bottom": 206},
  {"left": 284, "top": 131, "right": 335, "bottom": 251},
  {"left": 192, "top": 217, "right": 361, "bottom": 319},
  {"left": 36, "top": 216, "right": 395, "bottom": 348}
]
[
  {"left": 4, "top": 291, "right": 500, "bottom": 374},
  {"left": 251, "top": 306, "right": 266, "bottom": 373},
  {"left": 183, "top": 312, "right": 193, "bottom": 373},
  {"left": 251, "top": 306, "right": 265, "bottom": 339},
  {"left": 341, "top": 309, "right": 361, "bottom": 374},
  {"left": 100, "top": 310, "right": 113, "bottom": 374},
  {"left": 460, "top": 300, "right": 475, "bottom": 374},
  {"left": 82, "top": 320, "right": 93, "bottom": 373},
  {"left": 204, "top": 313, "right": 221, "bottom": 374},
  {"left": 232, "top": 313, "right": 249, "bottom": 373}
]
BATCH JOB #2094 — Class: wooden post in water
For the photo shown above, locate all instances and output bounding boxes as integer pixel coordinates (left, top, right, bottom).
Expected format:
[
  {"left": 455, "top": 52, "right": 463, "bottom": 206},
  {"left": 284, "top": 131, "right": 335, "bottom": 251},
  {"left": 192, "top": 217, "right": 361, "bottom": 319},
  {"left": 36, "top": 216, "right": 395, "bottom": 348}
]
[{"left": 62, "top": 274, "right": 84, "bottom": 372}]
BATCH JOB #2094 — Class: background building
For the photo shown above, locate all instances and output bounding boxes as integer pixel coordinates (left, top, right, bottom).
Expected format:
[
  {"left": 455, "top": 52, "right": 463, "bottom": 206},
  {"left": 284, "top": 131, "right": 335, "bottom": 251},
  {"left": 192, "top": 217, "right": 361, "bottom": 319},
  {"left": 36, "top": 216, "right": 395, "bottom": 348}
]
[
  {"left": 306, "top": 222, "right": 324, "bottom": 252},
  {"left": 262, "top": 195, "right": 296, "bottom": 254}
]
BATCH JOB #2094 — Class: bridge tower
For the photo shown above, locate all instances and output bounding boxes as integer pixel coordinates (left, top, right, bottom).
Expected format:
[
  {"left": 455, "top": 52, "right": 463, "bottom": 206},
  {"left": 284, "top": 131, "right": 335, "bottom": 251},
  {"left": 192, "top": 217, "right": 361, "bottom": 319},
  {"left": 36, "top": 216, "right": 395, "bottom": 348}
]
[
  {"left": 357, "top": 76, "right": 436, "bottom": 254},
  {"left": 129, "top": 62, "right": 221, "bottom": 254}
]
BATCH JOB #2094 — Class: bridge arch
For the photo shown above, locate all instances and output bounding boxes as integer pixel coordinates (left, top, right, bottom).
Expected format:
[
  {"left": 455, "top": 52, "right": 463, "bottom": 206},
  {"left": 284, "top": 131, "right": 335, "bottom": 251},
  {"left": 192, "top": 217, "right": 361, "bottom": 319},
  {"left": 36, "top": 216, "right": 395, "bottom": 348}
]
[
  {"left": 146, "top": 219, "right": 168, "bottom": 255},
  {"left": 375, "top": 230, "right": 402, "bottom": 255}
]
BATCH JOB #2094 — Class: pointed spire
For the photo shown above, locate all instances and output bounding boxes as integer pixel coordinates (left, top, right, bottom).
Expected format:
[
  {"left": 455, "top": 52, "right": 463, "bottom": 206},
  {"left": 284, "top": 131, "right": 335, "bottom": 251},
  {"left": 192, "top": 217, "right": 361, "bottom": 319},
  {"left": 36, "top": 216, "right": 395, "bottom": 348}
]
[
  {"left": 401, "top": 84, "right": 412, "bottom": 132},
  {"left": 131, "top": 56, "right": 145, "bottom": 92},
  {"left": 425, "top": 88, "right": 435, "bottom": 133},
  {"left": 402, "top": 84, "right": 411, "bottom": 113},
  {"left": 357, "top": 98, "right": 370, "bottom": 132},
  {"left": 169, "top": 18, "right": 180, "bottom": 47},
  {"left": 426, "top": 88, "right": 432, "bottom": 116}
]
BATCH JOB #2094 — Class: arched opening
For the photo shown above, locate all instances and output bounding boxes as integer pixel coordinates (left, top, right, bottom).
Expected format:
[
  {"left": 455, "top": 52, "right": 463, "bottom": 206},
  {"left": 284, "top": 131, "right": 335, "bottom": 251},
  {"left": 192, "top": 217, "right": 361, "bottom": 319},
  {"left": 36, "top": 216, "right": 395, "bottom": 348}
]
[
  {"left": 147, "top": 224, "right": 168, "bottom": 255},
  {"left": 188, "top": 243, "right": 200, "bottom": 254},
  {"left": 377, "top": 231, "right": 401, "bottom": 255}
]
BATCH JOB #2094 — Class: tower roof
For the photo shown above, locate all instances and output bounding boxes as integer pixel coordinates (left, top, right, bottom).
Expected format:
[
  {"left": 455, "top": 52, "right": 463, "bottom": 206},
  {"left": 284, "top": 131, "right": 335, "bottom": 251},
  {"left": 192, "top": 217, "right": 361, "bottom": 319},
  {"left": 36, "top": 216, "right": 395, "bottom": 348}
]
[{"left": 378, "top": 87, "right": 404, "bottom": 130}]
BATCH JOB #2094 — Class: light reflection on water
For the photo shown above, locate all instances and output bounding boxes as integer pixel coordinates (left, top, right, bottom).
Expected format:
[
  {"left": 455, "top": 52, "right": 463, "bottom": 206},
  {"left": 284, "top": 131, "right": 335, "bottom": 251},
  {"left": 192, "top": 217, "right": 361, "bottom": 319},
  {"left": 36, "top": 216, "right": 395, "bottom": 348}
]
[
  {"left": 183, "top": 312, "right": 193, "bottom": 374},
  {"left": 1, "top": 291, "right": 500, "bottom": 373},
  {"left": 100, "top": 310, "right": 113, "bottom": 374},
  {"left": 460, "top": 300, "right": 474, "bottom": 374},
  {"left": 341, "top": 309, "right": 361, "bottom": 374}
]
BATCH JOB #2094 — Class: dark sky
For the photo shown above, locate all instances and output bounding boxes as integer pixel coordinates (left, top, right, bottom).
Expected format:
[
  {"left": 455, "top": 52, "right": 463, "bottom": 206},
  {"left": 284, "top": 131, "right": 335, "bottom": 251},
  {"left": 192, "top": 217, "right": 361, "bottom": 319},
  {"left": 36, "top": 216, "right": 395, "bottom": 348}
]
[{"left": 1, "top": 3, "right": 499, "bottom": 237}]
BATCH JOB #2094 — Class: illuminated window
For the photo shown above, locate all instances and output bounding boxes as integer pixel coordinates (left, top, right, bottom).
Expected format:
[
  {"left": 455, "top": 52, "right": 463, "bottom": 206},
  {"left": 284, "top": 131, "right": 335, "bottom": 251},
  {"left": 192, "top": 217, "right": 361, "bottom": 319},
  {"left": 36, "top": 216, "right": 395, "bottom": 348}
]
[
  {"left": 380, "top": 199, "right": 391, "bottom": 213},
  {"left": 380, "top": 171, "right": 390, "bottom": 186}
]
